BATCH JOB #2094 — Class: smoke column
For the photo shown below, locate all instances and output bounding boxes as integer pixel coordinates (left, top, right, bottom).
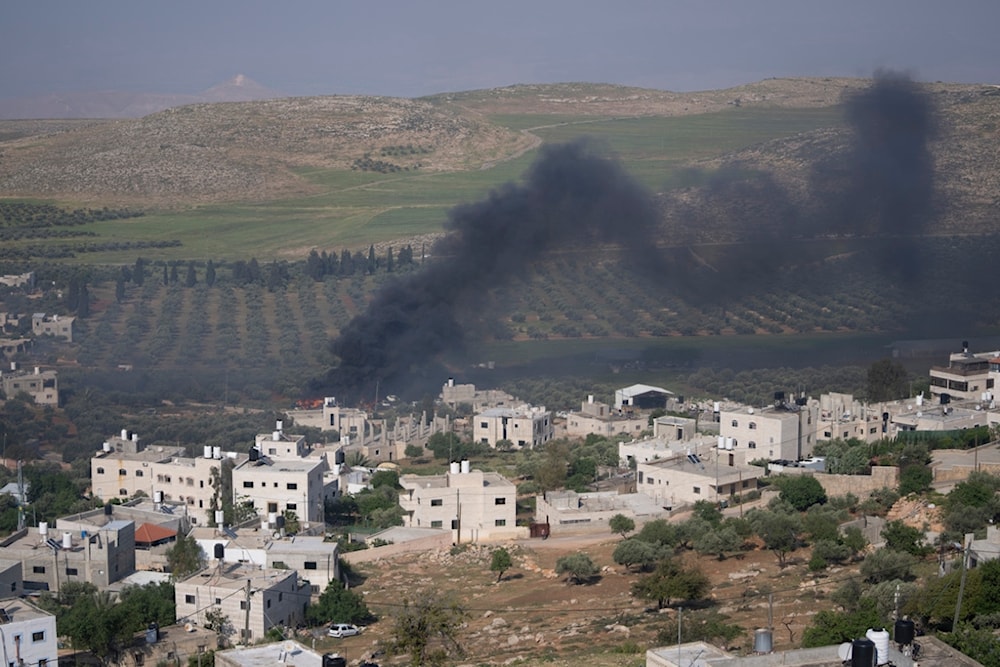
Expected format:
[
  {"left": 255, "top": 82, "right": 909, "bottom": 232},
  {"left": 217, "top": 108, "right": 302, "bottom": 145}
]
[
  {"left": 321, "top": 73, "right": 940, "bottom": 400},
  {"left": 324, "top": 141, "right": 666, "bottom": 400}
]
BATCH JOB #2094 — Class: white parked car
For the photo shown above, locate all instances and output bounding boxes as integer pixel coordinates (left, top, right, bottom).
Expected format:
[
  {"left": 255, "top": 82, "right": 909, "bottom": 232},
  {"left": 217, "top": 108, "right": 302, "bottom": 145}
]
[{"left": 328, "top": 623, "right": 361, "bottom": 638}]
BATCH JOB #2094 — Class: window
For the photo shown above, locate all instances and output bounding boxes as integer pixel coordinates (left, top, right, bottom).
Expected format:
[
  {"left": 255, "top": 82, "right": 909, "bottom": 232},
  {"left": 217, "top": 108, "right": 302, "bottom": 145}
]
[
  {"left": 430, "top": 499, "right": 443, "bottom": 507},
  {"left": 243, "top": 481, "right": 253, "bottom": 488},
  {"left": 39, "top": 660, "right": 48, "bottom": 667},
  {"left": 693, "top": 486, "right": 701, "bottom": 494},
  {"left": 480, "top": 422, "right": 488, "bottom": 429},
  {"left": 96, "top": 467, "right": 105, "bottom": 474},
  {"left": 495, "top": 519, "right": 506, "bottom": 527},
  {"left": 119, "top": 489, "right": 128, "bottom": 496},
  {"left": 748, "top": 442, "right": 756, "bottom": 449},
  {"left": 119, "top": 469, "right": 127, "bottom": 475},
  {"left": 646, "top": 477, "right": 653, "bottom": 484},
  {"left": 66, "top": 568, "right": 78, "bottom": 576},
  {"left": 731, "top": 420, "right": 738, "bottom": 427},
  {"left": 286, "top": 503, "right": 296, "bottom": 511},
  {"left": 185, "top": 595, "right": 195, "bottom": 604},
  {"left": 268, "top": 448, "right": 277, "bottom": 455},
  {"left": 215, "top": 598, "right": 221, "bottom": 605},
  {"left": 287, "top": 483, "right": 297, "bottom": 490},
  {"left": 32, "top": 631, "right": 45, "bottom": 642},
  {"left": 494, "top": 497, "right": 506, "bottom": 505},
  {"left": 749, "top": 422, "right": 757, "bottom": 430},
  {"left": 430, "top": 520, "right": 443, "bottom": 528},
  {"left": 266, "top": 599, "right": 271, "bottom": 608},
  {"left": 135, "top": 470, "right": 143, "bottom": 477},
  {"left": 240, "top": 601, "right": 248, "bottom": 610},
  {"left": 268, "top": 503, "right": 278, "bottom": 513},
  {"left": 304, "top": 562, "right": 317, "bottom": 570}
]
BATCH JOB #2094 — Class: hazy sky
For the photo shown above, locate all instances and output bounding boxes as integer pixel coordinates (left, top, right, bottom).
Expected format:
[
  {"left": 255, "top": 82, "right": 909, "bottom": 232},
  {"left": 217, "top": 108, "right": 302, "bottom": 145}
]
[{"left": 4, "top": 1, "right": 999, "bottom": 99}]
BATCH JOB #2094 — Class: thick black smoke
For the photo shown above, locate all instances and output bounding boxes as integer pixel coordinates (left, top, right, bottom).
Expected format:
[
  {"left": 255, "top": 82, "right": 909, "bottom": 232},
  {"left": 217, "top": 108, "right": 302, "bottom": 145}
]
[
  {"left": 323, "top": 141, "right": 666, "bottom": 400},
  {"left": 319, "top": 73, "right": 940, "bottom": 400},
  {"left": 818, "top": 71, "right": 937, "bottom": 280}
]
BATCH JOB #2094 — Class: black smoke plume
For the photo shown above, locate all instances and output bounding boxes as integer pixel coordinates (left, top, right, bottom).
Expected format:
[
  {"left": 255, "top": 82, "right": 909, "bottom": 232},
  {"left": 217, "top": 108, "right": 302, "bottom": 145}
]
[
  {"left": 323, "top": 141, "right": 666, "bottom": 401},
  {"left": 319, "top": 73, "right": 940, "bottom": 400}
]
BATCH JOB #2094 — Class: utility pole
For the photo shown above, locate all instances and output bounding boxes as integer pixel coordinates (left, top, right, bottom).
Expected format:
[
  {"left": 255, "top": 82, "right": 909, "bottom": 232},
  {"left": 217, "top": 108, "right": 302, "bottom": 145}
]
[
  {"left": 243, "top": 579, "right": 252, "bottom": 645},
  {"left": 954, "top": 534, "right": 973, "bottom": 630}
]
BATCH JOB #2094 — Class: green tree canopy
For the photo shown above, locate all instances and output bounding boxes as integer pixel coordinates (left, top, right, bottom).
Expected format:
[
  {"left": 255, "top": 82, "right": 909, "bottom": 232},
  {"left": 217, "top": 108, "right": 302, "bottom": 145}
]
[
  {"left": 388, "top": 593, "right": 466, "bottom": 667},
  {"left": 166, "top": 532, "right": 205, "bottom": 579},
  {"left": 306, "top": 580, "right": 372, "bottom": 626},
  {"left": 555, "top": 552, "right": 600, "bottom": 585},
  {"left": 631, "top": 557, "right": 709, "bottom": 609},
  {"left": 748, "top": 508, "right": 802, "bottom": 568},
  {"left": 490, "top": 547, "right": 513, "bottom": 583},
  {"left": 776, "top": 475, "right": 827, "bottom": 511},
  {"left": 867, "top": 358, "right": 910, "bottom": 402},
  {"left": 609, "top": 513, "right": 635, "bottom": 538},
  {"left": 613, "top": 538, "right": 659, "bottom": 572}
]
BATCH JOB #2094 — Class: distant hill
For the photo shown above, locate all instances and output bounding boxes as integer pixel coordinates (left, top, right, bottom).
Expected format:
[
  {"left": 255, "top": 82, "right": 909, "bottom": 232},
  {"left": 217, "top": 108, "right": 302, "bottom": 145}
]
[{"left": 0, "top": 74, "right": 282, "bottom": 120}]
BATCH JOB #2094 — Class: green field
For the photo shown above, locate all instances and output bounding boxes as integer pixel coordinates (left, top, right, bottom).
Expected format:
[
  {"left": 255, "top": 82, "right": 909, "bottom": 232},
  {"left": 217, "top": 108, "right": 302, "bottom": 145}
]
[{"left": 16, "top": 107, "right": 845, "bottom": 264}]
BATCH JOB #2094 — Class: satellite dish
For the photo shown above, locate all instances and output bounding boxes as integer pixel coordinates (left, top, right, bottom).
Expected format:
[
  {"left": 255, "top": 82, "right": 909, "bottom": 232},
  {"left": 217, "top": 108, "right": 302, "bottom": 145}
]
[
  {"left": 837, "top": 642, "right": 852, "bottom": 660},
  {"left": 284, "top": 641, "right": 298, "bottom": 653},
  {"left": 184, "top": 622, "right": 194, "bottom": 632}
]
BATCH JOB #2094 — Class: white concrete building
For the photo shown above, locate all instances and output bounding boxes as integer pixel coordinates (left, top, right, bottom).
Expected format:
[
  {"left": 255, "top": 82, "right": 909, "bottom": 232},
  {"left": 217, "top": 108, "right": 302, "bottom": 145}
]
[
  {"left": 619, "top": 434, "right": 718, "bottom": 468},
  {"left": 0, "top": 364, "right": 59, "bottom": 405},
  {"left": 719, "top": 400, "right": 818, "bottom": 464},
  {"left": 474, "top": 405, "right": 553, "bottom": 449},
  {"left": 232, "top": 456, "right": 328, "bottom": 526},
  {"left": 174, "top": 564, "right": 307, "bottom": 645},
  {"left": 0, "top": 597, "right": 58, "bottom": 667},
  {"left": 398, "top": 462, "right": 524, "bottom": 542},
  {"left": 564, "top": 395, "right": 647, "bottom": 439},
  {"left": 216, "top": 640, "right": 326, "bottom": 667},
  {"left": 636, "top": 452, "right": 763, "bottom": 510},
  {"left": 31, "top": 312, "right": 75, "bottom": 342},
  {"left": 90, "top": 430, "right": 248, "bottom": 526},
  {"left": 929, "top": 346, "right": 998, "bottom": 403},
  {"left": 440, "top": 378, "right": 515, "bottom": 411},
  {"left": 191, "top": 529, "right": 340, "bottom": 594},
  {"left": 0, "top": 521, "right": 135, "bottom": 592}
]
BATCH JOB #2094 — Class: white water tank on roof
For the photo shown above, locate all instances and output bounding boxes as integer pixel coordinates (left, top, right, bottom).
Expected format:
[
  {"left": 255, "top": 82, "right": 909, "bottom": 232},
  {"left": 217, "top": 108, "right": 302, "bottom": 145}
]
[
  {"left": 204, "top": 445, "right": 213, "bottom": 459},
  {"left": 449, "top": 461, "right": 460, "bottom": 474},
  {"left": 461, "top": 460, "right": 470, "bottom": 474},
  {"left": 213, "top": 446, "right": 222, "bottom": 459},
  {"left": 62, "top": 532, "right": 72, "bottom": 550}
]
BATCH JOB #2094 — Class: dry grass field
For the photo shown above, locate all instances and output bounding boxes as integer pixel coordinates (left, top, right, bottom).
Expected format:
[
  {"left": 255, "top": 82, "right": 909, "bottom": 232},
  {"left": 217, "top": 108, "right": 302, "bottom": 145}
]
[{"left": 317, "top": 528, "right": 873, "bottom": 667}]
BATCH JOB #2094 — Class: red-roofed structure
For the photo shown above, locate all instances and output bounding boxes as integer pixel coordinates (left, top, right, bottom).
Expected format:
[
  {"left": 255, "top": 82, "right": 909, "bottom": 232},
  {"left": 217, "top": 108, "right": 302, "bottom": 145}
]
[{"left": 134, "top": 523, "right": 177, "bottom": 549}]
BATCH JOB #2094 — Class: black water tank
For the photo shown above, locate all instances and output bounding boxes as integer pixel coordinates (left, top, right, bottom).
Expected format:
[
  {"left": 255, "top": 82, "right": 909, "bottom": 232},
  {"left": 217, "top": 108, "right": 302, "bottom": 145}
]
[
  {"left": 323, "top": 654, "right": 347, "bottom": 667},
  {"left": 894, "top": 619, "right": 915, "bottom": 646},
  {"left": 214, "top": 543, "right": 224, "bottom": 559},
  {"left": 851, "top": 638, "right": 876, "bottom": 667},
  {"left": 249, "top": 447, "right": 259, "bottom": 462},
  {"left": 941, "top": 393, "right": 951, "bottom": 405},
  {"left": 104, "top": 503, "right": 113, "bottom": 516}
]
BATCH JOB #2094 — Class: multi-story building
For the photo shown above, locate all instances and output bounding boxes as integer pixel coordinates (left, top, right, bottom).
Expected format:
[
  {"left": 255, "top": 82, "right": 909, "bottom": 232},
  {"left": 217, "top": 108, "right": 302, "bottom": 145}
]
[
  {"left": 192, "top": 529, "right": 340, "bottom": 594},
  {"left": 0, "top": 597, "right": 58, "bottom": 667},
  {"left": 0, "top": 364, "right": 58, "bottom": 405},
  {"left": 0, "top": 521, "right": 135, "bottom": 592},
  {"left": 564, "top": 395, "right": 648, "bottom": 439},
  {"left": 440, "top": 378, "right": 515, "bottom": 411},
  {"left": 929, "top": 346, "right": 998, "bottom": 403},
  {"left": 174, "top": 564, "right": 307, "bottom": 645},
  {"left": 474, "top": 405, "right": 553, "bottom": 449},
  {"left": 90, "top": 430, "right": 249, "bottom": 526},
  {"left": 636, "top": 453, "right": 763, "bottom": 510},
  {"left": 321, "top": 398, "right": 372, "bottom": 440},
  {"left": 398, "top": 462, "right": 522, "bottom": 542},
  {"left": 231, "top": 456, "right": 327, "bottom": 526},
  {"left": 718, "top": 398, "right": 818, "bottom": 464},
  {"left": 31, "top": 313, "right": 75, "bottom": 342}
]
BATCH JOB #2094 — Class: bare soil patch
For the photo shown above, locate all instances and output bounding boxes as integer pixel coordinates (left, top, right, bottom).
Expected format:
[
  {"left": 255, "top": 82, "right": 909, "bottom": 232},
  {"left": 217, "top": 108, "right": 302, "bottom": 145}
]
[{"left": 330, "top": 533, "right": 860, "bottom": 666}]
